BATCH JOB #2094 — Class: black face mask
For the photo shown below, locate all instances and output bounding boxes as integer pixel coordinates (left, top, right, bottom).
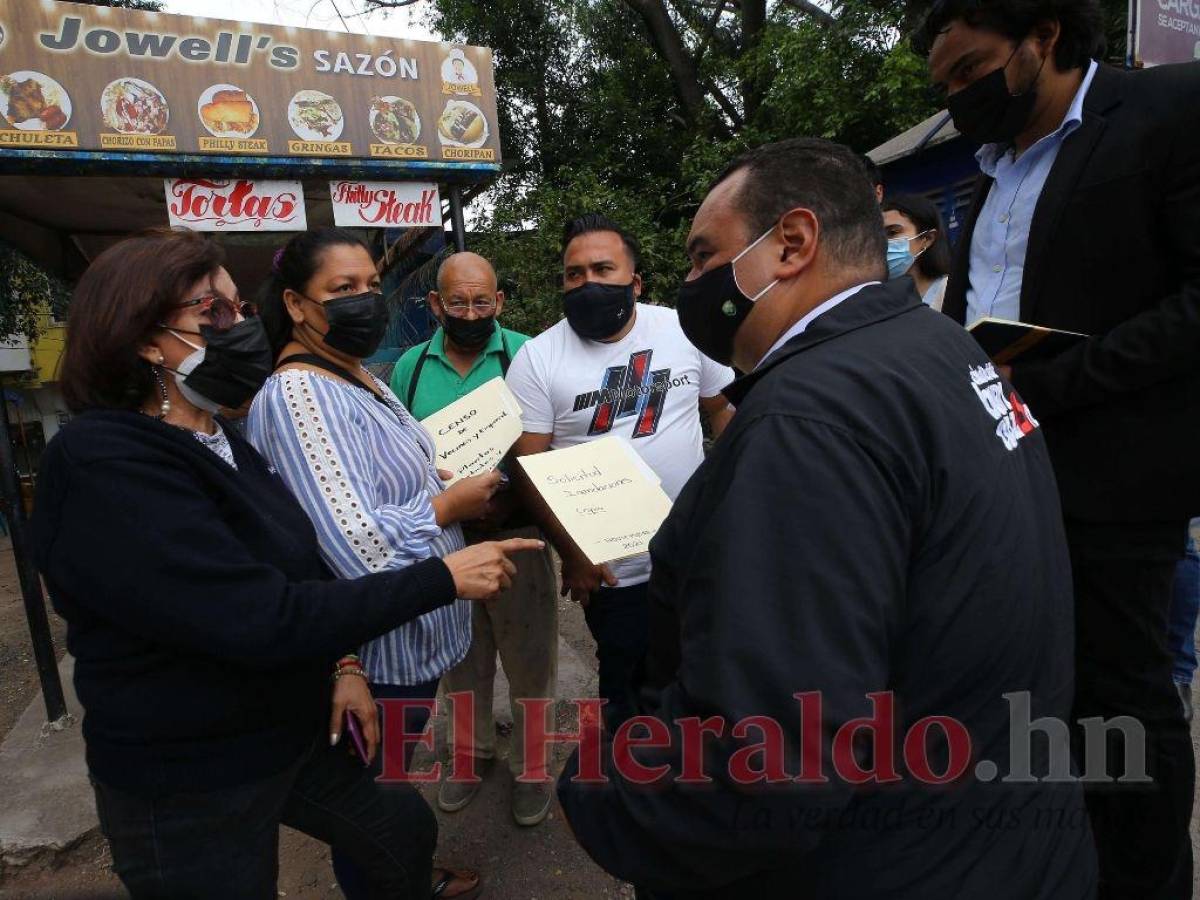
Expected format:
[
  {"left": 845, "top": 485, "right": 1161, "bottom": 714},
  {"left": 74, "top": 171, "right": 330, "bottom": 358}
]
[
  {"left": 167, "top": 317, "right": 275, "bottom": 410},
  {"left": 946, "top": 44, "right": 1045, "bottom": 145},
  {"left": 675, "top": 224, "right": 778, "bottom": 366},
  {"left": 303, "top": 291, "right": 389, "bottom": 358},
  {"left": 676, "top": 265, "right": 755, "bottom": 367},
  {"left": 442, "top": 313, "right": 496, "bottom": 351},
  {"left": 562, "top": 281, "right": 636, "bottom": 341}
]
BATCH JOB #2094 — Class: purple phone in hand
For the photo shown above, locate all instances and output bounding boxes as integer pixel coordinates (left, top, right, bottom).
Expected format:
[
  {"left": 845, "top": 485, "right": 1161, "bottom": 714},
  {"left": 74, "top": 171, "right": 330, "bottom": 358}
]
[{"left": 345, "top": 711, "right": 369, "bottom": 766}]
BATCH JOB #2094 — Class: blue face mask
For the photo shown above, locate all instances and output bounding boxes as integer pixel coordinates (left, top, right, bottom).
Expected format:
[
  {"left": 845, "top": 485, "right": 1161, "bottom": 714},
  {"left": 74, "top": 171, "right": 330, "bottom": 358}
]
[{"left": 885, "top": 231, "right": 931, "bottom": 280}]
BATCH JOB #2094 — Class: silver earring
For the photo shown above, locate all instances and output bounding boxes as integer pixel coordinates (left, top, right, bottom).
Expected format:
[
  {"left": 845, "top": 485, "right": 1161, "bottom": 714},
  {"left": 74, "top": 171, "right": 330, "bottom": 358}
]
[{"left": 153, "top": 366, "right": 170, "bottom": 419}]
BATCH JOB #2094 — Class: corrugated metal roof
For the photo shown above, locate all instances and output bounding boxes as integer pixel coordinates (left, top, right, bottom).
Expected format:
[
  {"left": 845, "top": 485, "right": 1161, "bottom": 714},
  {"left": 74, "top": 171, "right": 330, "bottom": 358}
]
[{"left": 868, "top": 110, "right": 960, "bottom": 166}]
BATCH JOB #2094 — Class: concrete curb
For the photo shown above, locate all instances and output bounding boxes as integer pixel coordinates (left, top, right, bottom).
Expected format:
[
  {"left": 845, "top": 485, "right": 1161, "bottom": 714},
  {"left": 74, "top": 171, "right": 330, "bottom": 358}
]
[{"left": 0, "top": 655, "right": 97, "bottom": 875}]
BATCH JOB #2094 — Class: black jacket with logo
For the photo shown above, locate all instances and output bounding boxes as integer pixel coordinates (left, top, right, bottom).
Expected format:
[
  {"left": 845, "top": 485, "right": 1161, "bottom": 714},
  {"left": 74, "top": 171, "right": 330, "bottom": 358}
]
[{"left": 559, "top": 280, "right": 1097, "bottom": 898}]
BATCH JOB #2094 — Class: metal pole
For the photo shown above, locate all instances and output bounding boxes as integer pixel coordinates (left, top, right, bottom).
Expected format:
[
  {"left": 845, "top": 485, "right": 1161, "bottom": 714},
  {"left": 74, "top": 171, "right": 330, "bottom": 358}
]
[
  {"left": 1126, "top": 0, "right": 1136, "bottom": 69},
  {"left": 448, "top": 185, "right": 467, "bottom": 252},
  {"left": 0, "top": 388, "right": 66, "bottom": 722}
]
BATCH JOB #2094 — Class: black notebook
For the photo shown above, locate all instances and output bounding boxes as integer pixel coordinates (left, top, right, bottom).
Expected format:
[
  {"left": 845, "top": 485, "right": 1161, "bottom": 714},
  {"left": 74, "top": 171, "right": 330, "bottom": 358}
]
[{"left": 966, "top": 317, "right": 1087, "bottom": 365}]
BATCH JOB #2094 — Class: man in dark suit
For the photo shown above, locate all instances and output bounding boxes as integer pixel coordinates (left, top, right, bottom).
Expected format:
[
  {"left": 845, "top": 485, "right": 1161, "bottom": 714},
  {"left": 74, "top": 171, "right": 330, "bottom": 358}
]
[{"left": 920, "top": 1, "right": 1200, "bottom": 896}]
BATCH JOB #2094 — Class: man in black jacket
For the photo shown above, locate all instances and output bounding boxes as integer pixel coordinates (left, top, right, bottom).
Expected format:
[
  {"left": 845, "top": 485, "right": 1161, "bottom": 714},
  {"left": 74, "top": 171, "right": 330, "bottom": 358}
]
[
  {"left": 558, "top": 138, "right": 1096, "bottom": 898},
  {"left": 920, "top": 2, "right": 1199, "bottom": 895}
]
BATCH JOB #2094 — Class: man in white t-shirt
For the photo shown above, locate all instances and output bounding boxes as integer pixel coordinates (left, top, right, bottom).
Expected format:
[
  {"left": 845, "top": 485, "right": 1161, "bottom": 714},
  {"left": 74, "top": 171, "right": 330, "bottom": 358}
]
[{"left": 507, "top": 213, "right": 734, "bottom": 729}]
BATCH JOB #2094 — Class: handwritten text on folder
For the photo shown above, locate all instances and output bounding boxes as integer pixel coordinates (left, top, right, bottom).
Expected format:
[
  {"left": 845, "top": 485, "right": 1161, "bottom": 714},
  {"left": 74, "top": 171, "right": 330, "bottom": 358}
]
[
  {"left": 518, "top": 435, "right": 672, "bottom": 564},
  {"left": 419, "top": 377, "right": 524, "bottom": 484}
]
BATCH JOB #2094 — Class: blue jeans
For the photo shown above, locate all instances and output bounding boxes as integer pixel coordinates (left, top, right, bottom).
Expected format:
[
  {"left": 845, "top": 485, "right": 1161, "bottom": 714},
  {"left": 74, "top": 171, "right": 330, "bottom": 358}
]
[{"left": 1168, "top": 520, "right": 1200, "bottom": 686}]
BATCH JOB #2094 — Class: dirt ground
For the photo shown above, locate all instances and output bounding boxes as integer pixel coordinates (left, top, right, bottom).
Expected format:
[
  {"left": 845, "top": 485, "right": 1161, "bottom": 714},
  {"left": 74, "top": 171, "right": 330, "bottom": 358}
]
[{"left": 1, "top": 538, "right": 1199, "bottom": 899}]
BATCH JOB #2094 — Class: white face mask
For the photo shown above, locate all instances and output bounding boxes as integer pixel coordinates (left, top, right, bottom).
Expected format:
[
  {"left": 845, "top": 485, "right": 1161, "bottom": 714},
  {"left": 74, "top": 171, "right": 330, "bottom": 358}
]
[
  {"left": 166, "top": 331, "right": 222, "bottom": 414},
  {"left": 731, "top": 222, "right": 781, "bottom": 305}
]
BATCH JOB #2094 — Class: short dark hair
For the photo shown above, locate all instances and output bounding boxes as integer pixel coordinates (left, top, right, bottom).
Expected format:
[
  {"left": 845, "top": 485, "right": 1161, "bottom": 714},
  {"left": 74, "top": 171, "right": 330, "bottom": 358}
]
[
  {"left": 883, "top": 194, "right": 953, "bottom": 280},
  {"left": 560, "top": 213, "right": 642, "bottom": 272},
  {"left": 713, "top": 137, "right": 886, "bottom": 276},
  {"left": 257, "top": 226, "right": 373, "bottom": 359},
  {"left": 60, "top": 229, "right": 224, "bottom": 413},
  {"left": 915, "top": 0, "right": 1105, "bottom": 71},
  {"left": 858, "top": 153, "right": 883, "bottom": 190}
]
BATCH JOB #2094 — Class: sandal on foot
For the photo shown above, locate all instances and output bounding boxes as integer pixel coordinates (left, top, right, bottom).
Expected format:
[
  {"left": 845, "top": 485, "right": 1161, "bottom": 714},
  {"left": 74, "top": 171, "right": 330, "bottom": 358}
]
[{"left": 432, "top": 866, "right": 481, "bottom": 899}]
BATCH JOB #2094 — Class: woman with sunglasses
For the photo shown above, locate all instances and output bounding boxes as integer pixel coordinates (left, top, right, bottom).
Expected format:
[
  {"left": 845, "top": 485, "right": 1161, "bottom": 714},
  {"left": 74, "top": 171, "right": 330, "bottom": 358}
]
[
  {"left": 32, "top": 229, "right": 540, "bottom": 900},
  {"left": 248, "top": 227, "right": 499, "bottom": 899}
]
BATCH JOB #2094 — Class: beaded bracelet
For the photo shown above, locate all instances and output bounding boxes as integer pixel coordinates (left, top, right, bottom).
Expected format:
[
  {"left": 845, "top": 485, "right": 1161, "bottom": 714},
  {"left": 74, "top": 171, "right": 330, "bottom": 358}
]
[{"left": 331, "top": 666, "right": 368, "bottom": 683}]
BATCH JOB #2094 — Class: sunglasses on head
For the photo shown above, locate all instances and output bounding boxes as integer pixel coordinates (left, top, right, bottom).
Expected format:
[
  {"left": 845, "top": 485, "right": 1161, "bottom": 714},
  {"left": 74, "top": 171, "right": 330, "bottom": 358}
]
[{"left": 171, "top": 293, "right": 257, "bottom": 332}]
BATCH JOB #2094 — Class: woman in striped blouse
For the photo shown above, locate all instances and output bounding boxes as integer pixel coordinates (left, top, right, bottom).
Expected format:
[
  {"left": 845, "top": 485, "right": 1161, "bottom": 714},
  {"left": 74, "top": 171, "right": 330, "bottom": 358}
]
[{"left": 248, "top": 227, "right": 497, "bottom": 900}]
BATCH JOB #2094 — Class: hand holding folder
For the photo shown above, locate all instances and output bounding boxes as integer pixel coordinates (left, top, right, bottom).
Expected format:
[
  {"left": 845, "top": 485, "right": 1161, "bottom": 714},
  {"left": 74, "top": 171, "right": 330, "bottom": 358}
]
[{"left": 966, "top": 317, "right": 1087, "bottom": 365}]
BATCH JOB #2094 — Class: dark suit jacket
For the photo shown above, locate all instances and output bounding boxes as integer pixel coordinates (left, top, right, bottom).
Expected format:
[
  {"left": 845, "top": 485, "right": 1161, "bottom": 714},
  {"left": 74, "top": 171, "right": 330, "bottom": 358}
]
[{"left": 943, "top": 61, "right": 1200, "bottom": 524}]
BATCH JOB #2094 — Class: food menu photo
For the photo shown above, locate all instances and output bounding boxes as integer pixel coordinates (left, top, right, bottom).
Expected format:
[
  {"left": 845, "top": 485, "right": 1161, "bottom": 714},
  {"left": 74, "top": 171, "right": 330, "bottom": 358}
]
[
  {"left": 0, "top": 71, "right": 71, "bottom": 135},
  {"left": 101, "top": 78, "right": 169, "bottom": 136},
  {"left": 288, "top": 90, "right": 344, "bottom": 142},
  {"left": 198, "top": 85, "right": 260, "bottom": 139}
]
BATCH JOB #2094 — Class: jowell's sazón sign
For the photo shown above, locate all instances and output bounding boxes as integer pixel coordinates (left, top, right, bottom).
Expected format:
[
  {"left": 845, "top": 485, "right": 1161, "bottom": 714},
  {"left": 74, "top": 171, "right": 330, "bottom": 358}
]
[{"left": 0, "top": 0, "right": 501, "bottom": 166}]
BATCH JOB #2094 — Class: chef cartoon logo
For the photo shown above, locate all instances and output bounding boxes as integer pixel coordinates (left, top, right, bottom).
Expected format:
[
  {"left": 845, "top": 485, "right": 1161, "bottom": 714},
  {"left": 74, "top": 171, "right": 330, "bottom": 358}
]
[
  {"left": 969, "top": 362, "right": 1039, "bottom": 451},
  {"left": 440, "top": 48, "right": 481, "bottom": 97}
]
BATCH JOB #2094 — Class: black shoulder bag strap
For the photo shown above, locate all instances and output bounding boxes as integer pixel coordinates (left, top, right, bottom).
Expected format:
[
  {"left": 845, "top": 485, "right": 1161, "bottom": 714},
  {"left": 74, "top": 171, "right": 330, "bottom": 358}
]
[
  {"left": 406, "top": 341, "right": 433, "bottom": 411},
  {"left": 277, "top": 353, "right": 391, "bottom": 409},
  {"left": 407, "top": 330, "right": 511, "bottom": 409},
  {"left": 499, "top": 329, "right": 512, "bottom": 377}
]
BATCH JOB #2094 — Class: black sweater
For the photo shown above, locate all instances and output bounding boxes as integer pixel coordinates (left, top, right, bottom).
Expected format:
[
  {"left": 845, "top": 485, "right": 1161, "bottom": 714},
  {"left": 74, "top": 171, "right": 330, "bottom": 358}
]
[{"left": 32, "top": 410, "right": 457, "bottom": 796}]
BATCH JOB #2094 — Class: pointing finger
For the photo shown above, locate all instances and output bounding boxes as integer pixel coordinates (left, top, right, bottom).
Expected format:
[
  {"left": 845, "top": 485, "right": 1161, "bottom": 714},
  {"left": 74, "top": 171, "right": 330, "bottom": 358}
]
[{"left": 496, "top": 538, "right": 546, "bottom": 555}]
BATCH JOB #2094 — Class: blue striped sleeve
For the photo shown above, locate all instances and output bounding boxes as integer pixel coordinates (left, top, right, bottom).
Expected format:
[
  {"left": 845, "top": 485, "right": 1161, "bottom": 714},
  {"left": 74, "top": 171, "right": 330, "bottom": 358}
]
[{"left": 247, "top": 371, "right": 444, "bottom": 579}]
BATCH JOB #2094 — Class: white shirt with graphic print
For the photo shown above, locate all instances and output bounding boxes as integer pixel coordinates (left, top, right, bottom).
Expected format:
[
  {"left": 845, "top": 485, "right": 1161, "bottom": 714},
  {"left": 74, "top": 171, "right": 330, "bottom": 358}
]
[{"left": 506, "top": 302, "right": 734, "bottom": 586}]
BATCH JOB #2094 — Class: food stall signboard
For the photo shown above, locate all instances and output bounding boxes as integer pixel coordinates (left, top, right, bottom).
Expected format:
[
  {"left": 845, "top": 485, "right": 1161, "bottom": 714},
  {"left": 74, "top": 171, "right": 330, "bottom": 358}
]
[
  {"left": 165, "top": 178, "right": 306, "bottom": 231},
  {"left": 0, "top": 0, "right": 501, "bottom": 166},
  {"left": 330, "top": 180, "right": 441, "bottom": 228}
]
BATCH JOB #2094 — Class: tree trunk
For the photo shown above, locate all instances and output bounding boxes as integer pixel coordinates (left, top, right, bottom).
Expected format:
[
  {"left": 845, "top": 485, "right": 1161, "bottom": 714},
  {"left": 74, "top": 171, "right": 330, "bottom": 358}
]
[
  {"left": 533, "top": 74, "right": 556, "bottom": 178},
  {"left": 739, "top": 0, "right": 766, "bottom": 121},
  {"left": 778, "top": 0, "right": 836, "bottom": 25},
  {"left": 623, "top": 0, "right": 711, "bottom": 125}
]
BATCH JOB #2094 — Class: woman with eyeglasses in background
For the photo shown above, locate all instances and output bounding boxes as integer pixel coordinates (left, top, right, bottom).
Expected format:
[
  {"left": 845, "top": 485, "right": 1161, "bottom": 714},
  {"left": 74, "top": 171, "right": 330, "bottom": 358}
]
[
  {"left": 32, "top": 229, "right": 538, "bottom": 899},
  {"left": 882, "top": 194, "right": 954, "bottom": 312},
  {"left": 249, "top": 227, "right": 499, "bottom": 899}
]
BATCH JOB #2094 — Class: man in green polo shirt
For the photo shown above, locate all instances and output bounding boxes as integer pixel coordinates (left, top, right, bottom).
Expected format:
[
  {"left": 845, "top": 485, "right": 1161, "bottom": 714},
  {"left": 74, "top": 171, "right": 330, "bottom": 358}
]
[
  {"left": 391, "top": 252, "right": 527, "bottom": 419},
  {"left": 391, "top": 251, "right": 558, "bottom": 827}
]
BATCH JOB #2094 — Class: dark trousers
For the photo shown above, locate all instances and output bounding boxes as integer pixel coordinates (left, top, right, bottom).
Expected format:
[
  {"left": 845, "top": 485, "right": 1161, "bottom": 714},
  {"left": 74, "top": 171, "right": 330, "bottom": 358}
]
[
  {"left": 1068, "top": 521, "right": 1195, "bottom": 900},
  {"left": 92, "top": 739, "right": 436, "bottom": 900},
  {"left": 584, "top": 581, "right": 649, "bottom": 731},
  {"left": 333, "top": 679, "right": 440, "bottom": 900}
]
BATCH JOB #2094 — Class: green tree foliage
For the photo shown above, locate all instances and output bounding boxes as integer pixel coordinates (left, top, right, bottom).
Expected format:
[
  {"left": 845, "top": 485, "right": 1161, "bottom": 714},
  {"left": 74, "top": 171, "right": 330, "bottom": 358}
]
[{"left": 0, "top": 243, "right": 71, "bottom": 344}]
